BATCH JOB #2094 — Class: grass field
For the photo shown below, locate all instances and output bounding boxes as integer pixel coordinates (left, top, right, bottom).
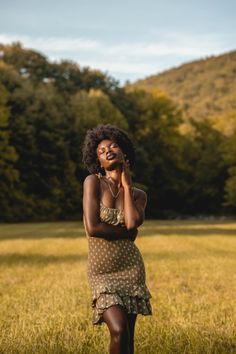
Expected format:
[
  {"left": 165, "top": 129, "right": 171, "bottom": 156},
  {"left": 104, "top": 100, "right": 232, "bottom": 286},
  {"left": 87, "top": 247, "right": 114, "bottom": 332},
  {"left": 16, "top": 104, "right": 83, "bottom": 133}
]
[{"left": 0, "top": 219, "right": 236, "bottom": 354}]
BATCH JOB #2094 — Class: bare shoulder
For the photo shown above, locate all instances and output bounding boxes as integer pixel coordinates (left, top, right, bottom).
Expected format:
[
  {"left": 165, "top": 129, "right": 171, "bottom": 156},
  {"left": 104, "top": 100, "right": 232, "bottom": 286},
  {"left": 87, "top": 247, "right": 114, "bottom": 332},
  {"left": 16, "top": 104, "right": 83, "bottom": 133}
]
[{"left": 83, "top": 174, "right": 100, "bottom": 189}]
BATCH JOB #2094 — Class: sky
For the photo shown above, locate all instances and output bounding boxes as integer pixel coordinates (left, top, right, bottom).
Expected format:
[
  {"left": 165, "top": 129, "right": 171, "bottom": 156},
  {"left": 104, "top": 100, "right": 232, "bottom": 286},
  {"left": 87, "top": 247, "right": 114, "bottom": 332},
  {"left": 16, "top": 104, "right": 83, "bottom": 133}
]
[{"left": 0, "top": 0, "right": 235, "bottom": 85}]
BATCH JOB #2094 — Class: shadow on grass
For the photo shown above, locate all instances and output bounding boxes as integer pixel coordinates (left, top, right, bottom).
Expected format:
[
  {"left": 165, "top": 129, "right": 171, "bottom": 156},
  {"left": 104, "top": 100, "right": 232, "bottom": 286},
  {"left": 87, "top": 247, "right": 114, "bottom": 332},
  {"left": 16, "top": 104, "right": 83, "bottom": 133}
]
[
  {"left": 0, "top": 221, "right": 87, "bottom": 240},
  {"left": 0, "top": 253, "right": 87, "bottom": 265},
  {"left": 140, "top": 227, "right": 236, "bottom": 237},
  {"left": 0, "top": 221, "right": 236, "bottom": 240},
  {"left": 0, "top": 226, "right": 86, "bottom": 241},
  {"left": 142, "top": 248, "right": 236, "bottom": 261},
  {"left": 0, "top": 234, "right": 86, "bottom": 241}
]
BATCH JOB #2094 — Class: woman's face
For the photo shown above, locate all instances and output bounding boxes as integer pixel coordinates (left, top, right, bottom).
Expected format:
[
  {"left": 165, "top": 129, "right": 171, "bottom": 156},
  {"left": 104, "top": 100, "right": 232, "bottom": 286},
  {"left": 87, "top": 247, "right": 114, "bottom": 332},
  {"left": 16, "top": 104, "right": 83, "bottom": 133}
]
[{"left": 96, "top": 139, "right": 125, "bottom": 170}]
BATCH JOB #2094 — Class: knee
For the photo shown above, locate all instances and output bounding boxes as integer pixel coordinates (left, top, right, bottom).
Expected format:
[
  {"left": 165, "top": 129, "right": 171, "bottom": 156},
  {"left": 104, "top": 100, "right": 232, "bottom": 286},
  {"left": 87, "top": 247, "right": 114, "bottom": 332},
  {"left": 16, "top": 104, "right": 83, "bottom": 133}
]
[{"left": 111, "top": 324, "right": 129, "bottom": 343}]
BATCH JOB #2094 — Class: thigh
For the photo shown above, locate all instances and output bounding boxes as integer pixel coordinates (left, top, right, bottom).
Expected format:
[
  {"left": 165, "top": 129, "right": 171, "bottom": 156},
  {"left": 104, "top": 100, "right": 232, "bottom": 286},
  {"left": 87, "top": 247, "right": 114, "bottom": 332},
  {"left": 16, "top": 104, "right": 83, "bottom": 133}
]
[
  {"left": 127, "top": 313, "right": 137, "bottom": 336},
  {"left": 103, "top": 305, "right": 129, "bottom": 334}
]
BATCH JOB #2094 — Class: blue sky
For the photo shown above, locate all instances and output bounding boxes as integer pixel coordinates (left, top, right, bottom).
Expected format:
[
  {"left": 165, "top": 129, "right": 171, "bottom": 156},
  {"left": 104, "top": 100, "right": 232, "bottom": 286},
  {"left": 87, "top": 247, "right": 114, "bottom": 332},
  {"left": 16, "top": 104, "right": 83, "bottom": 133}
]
[{"left": 1, "top": 0, "right": 235, "bottom": 84}]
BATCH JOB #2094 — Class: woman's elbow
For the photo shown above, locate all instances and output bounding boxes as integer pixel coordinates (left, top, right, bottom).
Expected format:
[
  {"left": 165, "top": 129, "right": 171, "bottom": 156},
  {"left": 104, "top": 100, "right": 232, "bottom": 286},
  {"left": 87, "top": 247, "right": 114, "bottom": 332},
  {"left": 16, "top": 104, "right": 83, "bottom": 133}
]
[
  {"left": 126, "top": 219, "right": 141, "bottom": 230},
  {"left": 126, "top": 224, "right": 135, "bottom": 231},
  {"left": 86, "top": 223, "right": 99, "bottom": 237},
  {"left": 126, "top": 216, "right": 144, "bottom": 230}
]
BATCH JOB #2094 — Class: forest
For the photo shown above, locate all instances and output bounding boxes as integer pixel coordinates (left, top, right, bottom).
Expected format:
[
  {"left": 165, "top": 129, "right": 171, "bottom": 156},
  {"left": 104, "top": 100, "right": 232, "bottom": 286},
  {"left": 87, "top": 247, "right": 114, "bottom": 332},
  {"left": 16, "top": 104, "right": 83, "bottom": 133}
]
[{"left": 0, "top": 42, "right": 236, "bottom": 221}]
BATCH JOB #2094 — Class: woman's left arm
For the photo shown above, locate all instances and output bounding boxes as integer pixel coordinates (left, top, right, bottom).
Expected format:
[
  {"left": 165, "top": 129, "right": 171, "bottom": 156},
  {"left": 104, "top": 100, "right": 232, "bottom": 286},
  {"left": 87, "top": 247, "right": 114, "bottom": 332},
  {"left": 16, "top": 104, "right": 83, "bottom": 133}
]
[{"left": 121, "top": 159, "right": 147, "bottom": 230}]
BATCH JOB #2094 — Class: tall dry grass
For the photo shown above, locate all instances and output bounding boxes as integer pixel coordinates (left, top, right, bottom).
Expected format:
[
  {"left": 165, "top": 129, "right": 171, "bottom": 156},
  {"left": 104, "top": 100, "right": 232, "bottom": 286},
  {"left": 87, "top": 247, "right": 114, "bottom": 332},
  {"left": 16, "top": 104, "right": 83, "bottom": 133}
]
[{"left": 0, "top": 220, "right": 236, "bottom": 353}]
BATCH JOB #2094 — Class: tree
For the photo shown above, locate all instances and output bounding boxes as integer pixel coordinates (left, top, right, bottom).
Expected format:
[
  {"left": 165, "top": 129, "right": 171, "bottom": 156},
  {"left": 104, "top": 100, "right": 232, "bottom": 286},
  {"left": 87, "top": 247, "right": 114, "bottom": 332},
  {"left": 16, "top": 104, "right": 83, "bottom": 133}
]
[
  {"left": 0, "top": 83, "right": 21, "bottom": 220},
  {"left": 183, "top": 119, "right": 228, "bottom": 214},
  {"left": 114, "top": 88, "right": 191, "bottom": 217},
  {"left": 70, "top": 89, "right": 128, "bottom": 131},
  {"left": 1, "top": 42, "right": 50, "bottom": 83},
  {"left": 8, "top": 81, "right": 82, "bottom": 220},
  {"left": 221, "top": 132, "right": 236, "bottom": 210}
]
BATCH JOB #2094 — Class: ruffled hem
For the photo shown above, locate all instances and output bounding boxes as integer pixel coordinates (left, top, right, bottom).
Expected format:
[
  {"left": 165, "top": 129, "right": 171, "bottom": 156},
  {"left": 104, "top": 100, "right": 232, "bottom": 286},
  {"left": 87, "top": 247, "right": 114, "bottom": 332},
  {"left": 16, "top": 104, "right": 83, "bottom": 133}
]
[{"left": 90, "top": 284, "right": 152, "bottom": 325}]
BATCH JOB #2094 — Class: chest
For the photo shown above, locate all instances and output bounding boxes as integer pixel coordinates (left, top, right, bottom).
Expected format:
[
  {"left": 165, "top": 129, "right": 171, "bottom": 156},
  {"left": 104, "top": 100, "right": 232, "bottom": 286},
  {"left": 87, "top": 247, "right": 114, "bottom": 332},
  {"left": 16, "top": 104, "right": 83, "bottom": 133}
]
[{"left": 100, "top": 201, "right": 125, "bottom": 226}]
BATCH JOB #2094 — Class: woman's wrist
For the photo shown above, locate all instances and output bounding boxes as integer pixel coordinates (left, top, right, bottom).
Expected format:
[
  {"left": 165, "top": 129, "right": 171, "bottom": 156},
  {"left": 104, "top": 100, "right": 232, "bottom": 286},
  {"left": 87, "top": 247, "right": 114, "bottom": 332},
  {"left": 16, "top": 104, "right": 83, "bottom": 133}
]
[{"left": 123, "top": 184, "right": 132, "bottom": 191}]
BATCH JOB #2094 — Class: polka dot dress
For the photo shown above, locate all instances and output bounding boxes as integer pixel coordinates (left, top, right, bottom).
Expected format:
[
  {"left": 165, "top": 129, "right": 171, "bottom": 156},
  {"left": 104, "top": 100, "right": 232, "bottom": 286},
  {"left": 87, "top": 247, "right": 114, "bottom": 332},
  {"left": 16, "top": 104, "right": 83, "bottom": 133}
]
[{"left": 83, "top": 178, "right": 152, "bottom": 325}]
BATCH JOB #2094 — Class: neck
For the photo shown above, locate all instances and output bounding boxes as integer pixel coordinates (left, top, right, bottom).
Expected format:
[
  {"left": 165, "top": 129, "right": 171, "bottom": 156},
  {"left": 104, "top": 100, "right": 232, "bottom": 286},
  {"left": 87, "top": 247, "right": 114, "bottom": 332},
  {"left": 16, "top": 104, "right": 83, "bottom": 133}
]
[{"left": 105, "top": 167, "right": 122, "bottom": 187}]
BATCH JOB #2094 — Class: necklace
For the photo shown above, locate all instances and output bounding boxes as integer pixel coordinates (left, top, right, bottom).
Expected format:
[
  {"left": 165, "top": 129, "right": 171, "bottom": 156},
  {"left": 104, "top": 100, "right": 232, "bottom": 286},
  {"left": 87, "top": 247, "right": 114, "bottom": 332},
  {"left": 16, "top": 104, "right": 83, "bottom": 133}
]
[{"left": 105, "top": 176, "right": 121, "bottom": 199}]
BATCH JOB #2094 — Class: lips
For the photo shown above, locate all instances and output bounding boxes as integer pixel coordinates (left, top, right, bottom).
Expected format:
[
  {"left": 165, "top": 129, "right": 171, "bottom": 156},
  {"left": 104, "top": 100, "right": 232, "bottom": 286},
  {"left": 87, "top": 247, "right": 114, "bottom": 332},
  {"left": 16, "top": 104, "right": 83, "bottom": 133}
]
[{"left": 106, "top": 153, "right": 116, "bottom": 160}]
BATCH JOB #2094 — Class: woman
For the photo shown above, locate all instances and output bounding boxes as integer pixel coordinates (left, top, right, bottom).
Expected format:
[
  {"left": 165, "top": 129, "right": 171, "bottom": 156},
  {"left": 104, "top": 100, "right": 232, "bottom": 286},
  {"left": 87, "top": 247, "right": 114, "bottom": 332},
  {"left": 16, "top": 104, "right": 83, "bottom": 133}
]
[{"left": 82, "top": 124, "right": 152, "bottom": 354}]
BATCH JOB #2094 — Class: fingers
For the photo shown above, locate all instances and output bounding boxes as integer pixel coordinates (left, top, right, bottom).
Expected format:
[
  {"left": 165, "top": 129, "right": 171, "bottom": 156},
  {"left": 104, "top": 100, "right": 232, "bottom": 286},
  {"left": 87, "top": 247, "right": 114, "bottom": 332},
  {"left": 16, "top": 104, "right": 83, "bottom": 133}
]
[
  {"left": 122, "top": 153, "right": 130, "bottom": 167},
  {"left": 121, "top": 161, "right": 130, "bottom": 172},
  {"left": 123, "top": 158, "right": 130, "bottom": 168}
]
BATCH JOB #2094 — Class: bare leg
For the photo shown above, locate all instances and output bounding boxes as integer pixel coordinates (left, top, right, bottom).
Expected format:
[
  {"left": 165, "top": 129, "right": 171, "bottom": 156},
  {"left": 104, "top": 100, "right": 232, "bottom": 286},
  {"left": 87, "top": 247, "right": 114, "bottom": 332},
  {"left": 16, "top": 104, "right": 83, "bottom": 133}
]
[
  {"left": 127, "top": 314, "right": 137, "bottom": 354},
  {"left": 103, "top": 305, "right": 130, "bottom": 354}
]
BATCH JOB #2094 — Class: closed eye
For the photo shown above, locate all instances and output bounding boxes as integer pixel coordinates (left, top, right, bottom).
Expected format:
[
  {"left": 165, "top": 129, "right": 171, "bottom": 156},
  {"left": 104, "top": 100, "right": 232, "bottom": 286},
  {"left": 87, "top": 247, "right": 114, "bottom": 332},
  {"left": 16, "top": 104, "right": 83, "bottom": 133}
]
[{"left": 98, "top": 142, "right": 118, "bottom": 154}]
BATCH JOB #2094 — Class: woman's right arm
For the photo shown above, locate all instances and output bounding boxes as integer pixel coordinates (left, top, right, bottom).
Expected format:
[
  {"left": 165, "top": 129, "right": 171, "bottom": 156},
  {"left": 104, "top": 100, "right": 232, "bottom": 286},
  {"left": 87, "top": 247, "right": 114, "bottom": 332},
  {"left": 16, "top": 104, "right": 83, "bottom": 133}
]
[{"left": 83, "top": 174, "right": 137, "bottom": 241}]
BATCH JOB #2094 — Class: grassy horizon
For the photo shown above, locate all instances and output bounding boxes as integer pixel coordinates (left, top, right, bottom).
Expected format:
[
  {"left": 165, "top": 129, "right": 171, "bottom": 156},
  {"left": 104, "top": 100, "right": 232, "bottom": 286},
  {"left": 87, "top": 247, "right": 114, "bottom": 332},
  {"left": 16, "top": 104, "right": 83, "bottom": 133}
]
[{"left": 0, "top": 220, "right": 236, "bottom": 353}]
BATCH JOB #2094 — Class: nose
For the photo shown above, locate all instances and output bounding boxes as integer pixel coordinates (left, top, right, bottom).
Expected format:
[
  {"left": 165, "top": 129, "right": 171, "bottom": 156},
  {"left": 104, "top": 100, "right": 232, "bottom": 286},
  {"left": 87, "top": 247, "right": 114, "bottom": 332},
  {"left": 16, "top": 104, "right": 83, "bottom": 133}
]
[
  {"left": 106, "top": 147, "right": 115, "bottom": 158},
  {"left": 105, "top": 146, "right": 112, "bottom": 153}
]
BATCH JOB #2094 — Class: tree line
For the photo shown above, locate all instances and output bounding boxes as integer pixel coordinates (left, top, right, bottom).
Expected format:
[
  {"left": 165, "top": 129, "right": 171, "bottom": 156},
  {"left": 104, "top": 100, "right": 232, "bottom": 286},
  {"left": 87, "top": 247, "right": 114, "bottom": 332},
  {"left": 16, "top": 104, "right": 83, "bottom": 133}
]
[{"left": 0, "top": 42, "right": 235, "bottom": 221}]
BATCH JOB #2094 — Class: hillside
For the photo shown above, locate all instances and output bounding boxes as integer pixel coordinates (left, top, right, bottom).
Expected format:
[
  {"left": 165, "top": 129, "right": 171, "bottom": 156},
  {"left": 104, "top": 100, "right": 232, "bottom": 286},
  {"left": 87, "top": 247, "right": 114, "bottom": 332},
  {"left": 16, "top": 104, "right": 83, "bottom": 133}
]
[{"left": 131, "top": 50, "right": 236, "bottom": 134}]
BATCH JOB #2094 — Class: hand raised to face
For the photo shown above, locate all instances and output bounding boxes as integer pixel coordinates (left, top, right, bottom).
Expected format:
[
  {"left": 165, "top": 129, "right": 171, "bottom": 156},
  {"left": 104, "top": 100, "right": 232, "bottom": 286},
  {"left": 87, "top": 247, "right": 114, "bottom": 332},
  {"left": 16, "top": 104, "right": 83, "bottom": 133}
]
[{"left": 121, "top": 153, "right": 132, "bottom": 188}]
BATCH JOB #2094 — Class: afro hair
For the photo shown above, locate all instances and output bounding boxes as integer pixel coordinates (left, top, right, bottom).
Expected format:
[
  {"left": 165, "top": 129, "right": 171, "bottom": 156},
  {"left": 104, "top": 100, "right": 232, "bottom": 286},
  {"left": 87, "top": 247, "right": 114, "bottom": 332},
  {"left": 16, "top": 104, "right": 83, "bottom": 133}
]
[{"left": 82, "top": 124, "right": 136, "bottom": 174}]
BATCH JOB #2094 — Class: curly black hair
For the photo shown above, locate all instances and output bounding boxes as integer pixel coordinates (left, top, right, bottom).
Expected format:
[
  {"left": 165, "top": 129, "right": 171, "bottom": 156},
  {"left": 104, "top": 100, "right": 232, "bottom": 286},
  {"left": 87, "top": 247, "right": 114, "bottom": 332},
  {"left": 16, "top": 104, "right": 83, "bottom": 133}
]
[{"left": 82, "top": 124, "right": 136, "bottom": 174}]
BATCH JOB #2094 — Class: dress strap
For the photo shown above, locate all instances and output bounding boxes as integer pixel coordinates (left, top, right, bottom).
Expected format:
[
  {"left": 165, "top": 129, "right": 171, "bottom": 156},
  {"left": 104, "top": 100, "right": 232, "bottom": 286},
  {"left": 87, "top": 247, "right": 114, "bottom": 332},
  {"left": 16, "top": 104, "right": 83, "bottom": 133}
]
[{"left": 95, "top": 172, "right": 102, "bottom": 179}]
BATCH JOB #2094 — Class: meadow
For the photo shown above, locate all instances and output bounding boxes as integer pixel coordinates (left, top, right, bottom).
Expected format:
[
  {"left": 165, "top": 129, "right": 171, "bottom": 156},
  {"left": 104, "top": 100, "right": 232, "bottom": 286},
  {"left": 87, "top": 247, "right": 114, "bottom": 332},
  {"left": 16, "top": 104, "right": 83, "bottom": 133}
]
[{"left": 0, "top": 219, "right": 236, "bottom": 354}]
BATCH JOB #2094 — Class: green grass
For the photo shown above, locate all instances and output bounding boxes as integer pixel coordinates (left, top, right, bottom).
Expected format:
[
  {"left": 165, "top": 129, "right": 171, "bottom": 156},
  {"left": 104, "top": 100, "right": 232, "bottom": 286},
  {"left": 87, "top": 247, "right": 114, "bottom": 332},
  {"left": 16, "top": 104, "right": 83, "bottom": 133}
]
[{"left": 0, "top": 220, "right": 236, "bottom": 353}]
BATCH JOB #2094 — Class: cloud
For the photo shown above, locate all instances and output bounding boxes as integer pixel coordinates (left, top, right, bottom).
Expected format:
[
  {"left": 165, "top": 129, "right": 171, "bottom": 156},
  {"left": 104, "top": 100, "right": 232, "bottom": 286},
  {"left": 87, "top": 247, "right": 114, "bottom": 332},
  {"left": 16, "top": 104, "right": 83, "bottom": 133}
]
[
  {"left": 0, "top": 32, "right": 233, "bottom": 82},
  {"left": 75, "top": 59, "right": 154, "bottom": 74},
  {"left": 107, "top": 34, "right": 227, "bottom": 57},
  {"left": 0, "top": 34, "right": 101, "bottom": 52}
]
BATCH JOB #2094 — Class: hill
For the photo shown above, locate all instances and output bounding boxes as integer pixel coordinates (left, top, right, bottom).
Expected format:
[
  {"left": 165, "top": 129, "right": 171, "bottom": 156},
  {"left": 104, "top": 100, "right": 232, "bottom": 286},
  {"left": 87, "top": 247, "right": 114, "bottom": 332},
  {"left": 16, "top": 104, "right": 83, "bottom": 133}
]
[{"left": 131, "top": 51, "right": 236, "bottom": 135}]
